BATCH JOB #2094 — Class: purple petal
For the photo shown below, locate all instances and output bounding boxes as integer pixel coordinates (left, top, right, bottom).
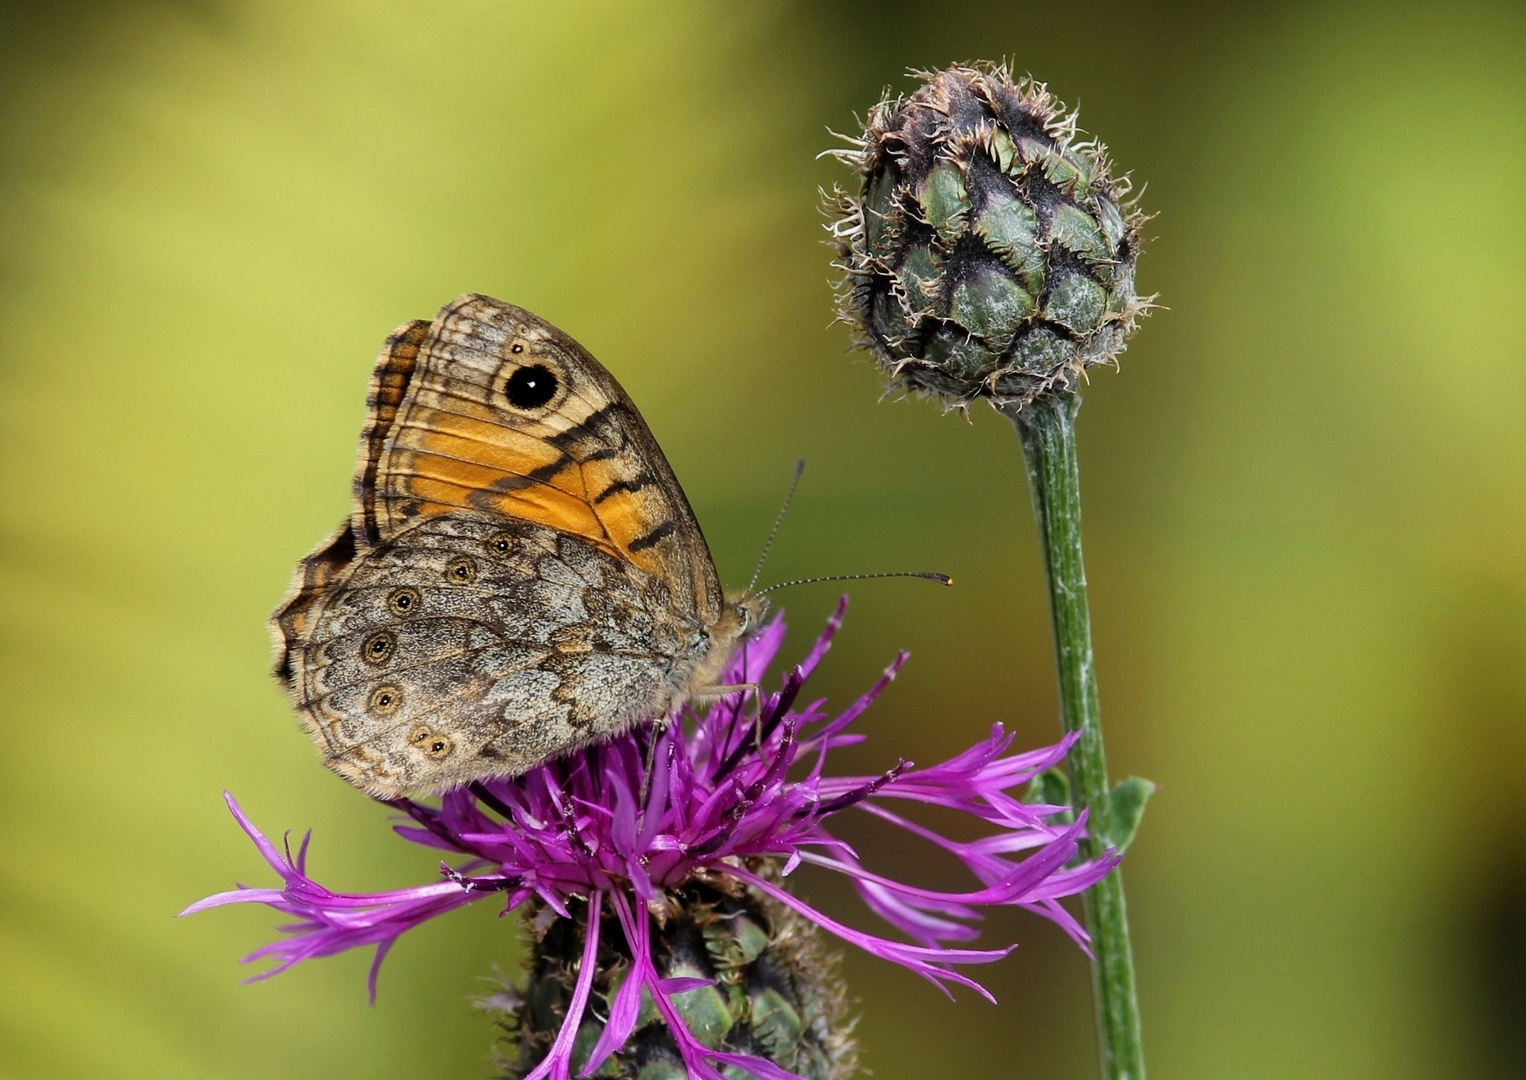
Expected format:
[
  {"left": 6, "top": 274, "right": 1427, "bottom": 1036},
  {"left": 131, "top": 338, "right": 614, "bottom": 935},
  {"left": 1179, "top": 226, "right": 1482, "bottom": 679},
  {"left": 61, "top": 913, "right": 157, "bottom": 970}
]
[
  {"left": 794, "top": 596, "right": 849, "bottom": 682},
  {"left": 725, "top": 865, "right": 1010, "bottom": 1002},
  {"left": 709, "top": 1051, "right": 811, "bottom": 1080},
  {"left": 522, "top": 892, "right": 602, "bottom": 1080},
  {"left": 657, "top": 977, "right": 714, "bottom": 994}
]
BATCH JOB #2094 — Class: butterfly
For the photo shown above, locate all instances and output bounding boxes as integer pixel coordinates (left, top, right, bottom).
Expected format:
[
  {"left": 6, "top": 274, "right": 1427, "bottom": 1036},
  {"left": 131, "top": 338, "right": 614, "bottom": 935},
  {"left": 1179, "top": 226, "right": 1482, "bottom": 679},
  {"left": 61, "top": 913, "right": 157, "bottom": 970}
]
[{"left": 270, "top": 294, "right": 761, "bottom": 798}]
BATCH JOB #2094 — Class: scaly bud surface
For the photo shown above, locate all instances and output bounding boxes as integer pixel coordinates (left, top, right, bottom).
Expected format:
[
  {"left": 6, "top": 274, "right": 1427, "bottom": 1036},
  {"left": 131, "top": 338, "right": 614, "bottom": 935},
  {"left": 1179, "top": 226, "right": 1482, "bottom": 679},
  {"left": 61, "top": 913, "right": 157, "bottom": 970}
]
[
  {"left": 486, "top": 880, "right": 853, "bottom": 1080},
  {"left": 828, "top": 63, "right": 1147, "bottom": 410}
]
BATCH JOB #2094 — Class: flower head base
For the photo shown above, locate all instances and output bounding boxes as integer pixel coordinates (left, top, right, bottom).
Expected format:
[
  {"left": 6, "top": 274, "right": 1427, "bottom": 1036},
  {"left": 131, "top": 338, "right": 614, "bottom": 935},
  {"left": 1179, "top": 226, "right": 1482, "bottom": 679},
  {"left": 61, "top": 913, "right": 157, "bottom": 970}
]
[
  {"left": 186, "top": 600, "right": 1118, "bottom": 1080},
  {"left": 826, "top": 63, "right": 1149, "bottom": 412}
]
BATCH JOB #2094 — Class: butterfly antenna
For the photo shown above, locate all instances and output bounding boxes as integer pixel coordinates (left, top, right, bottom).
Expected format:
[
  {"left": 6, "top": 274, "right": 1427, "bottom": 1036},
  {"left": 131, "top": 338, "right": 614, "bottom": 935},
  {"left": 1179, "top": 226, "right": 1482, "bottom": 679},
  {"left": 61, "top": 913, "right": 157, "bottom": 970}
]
[
  {"left": 747, "top": 459, "right": 805, "bottom": 594},
  {"left": 756, "top": 570, "right": 953, "bottom": 596}
]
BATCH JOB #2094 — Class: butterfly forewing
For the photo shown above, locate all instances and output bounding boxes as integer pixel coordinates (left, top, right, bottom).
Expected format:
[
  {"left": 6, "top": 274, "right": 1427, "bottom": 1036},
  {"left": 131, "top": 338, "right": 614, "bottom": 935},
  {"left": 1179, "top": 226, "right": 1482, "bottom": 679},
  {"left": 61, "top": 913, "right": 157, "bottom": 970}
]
[
  {"left": 353, "top": 319, "right": 430, "bottom": 548},
  {"left": 368, "top": 295, "right": 722, "bottom": 623}
]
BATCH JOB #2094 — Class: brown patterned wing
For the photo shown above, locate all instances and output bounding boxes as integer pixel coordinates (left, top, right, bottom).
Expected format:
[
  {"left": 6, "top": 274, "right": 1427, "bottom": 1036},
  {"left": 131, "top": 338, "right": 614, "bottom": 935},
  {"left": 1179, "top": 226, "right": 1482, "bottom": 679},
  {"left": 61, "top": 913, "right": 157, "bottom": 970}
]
[
  {"left": 270, "top": 522, "right": 355, "bottom": 690},
  {"left": 354, "top": 318, "right": 430, "bottom": 548},
  {"left": 285, "top": 514, "right": 714, "bottom": 797},
  {"left": 357, "top": 294, "right": 723, "bottom": 629}
]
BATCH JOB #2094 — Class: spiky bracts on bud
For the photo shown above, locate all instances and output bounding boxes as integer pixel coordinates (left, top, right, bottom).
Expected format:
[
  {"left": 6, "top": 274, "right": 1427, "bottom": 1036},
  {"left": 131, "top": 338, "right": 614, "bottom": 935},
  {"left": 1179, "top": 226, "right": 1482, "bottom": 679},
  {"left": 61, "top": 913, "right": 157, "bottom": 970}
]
[
  {"left": 827, "top": 63, "right": 1147, "bottom": 411},
  {"left": 486, "top": 877, "right": 854, "bottom": 1080}
]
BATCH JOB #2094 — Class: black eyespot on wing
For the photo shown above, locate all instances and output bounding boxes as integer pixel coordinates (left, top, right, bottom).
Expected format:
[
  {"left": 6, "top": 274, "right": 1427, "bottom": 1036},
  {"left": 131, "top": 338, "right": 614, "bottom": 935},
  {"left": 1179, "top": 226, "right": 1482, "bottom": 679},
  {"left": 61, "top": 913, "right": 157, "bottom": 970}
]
[
  {"left": 446, "top": 555, "right": 477, "bottom": 584},
  {"left": 387, "top": 587, "right": 421, "bottom": 616},
  {"left": 504, "top": 364, "right": 558, "bottom": 409},
  {"left": 361, "top": 630, "right": 396, "bottom": 665},
  {"left": 485, "top": 533, "right": 515, "bottom": 556},
  {"left": 368, "top": 685, "right": 402, "bottom": 714}
]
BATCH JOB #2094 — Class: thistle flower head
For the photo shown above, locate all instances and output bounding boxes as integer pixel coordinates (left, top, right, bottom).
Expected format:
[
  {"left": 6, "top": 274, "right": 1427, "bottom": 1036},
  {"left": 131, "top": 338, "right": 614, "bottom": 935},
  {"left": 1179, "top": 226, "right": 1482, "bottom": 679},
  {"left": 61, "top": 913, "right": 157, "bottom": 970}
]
[
  {"left": 826, "top": 62, "right": 1148, "bottom": 412},
  {"left": 186, "top": 600, "right": 1118, "bottom": 1080}
]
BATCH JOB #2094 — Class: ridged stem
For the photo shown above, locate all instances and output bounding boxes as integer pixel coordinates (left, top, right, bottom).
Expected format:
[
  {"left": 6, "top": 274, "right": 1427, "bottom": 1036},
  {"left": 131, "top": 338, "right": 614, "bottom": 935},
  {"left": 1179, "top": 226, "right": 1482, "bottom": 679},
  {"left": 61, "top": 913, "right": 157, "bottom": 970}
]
[{"left": 1005, "top": 393, "right": 1145, "bottom": 1080}]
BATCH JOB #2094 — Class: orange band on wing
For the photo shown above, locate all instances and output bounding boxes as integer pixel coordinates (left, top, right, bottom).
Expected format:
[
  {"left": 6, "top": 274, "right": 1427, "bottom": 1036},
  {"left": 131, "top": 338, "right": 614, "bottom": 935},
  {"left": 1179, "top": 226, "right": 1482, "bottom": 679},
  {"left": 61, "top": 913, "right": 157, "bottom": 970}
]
[
  {"left": 403, "top": 458, "right": 618, "bottom": 559},
  {"left": 414, "top": 414, "right": 588, "bottom": 500}
]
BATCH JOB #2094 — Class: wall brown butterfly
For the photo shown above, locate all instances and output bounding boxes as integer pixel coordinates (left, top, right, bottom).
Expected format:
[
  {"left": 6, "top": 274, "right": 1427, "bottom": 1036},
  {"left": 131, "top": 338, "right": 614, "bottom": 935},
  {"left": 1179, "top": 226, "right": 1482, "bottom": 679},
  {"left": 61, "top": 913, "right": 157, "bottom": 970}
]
[{"left": 271, "top": 295, "right": 758, "bottom": 797}]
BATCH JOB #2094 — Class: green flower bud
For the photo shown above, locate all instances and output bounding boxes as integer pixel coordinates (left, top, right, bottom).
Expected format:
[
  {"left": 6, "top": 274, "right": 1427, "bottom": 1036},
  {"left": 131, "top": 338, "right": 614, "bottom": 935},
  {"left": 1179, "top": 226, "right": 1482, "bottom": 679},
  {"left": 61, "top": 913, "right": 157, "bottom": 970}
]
[
  {"left": 483, "top": 878, "right": 856, "bottom": 1080},
  {"left": 827, "top": 63, "right": 1148, "bottom": 410}
]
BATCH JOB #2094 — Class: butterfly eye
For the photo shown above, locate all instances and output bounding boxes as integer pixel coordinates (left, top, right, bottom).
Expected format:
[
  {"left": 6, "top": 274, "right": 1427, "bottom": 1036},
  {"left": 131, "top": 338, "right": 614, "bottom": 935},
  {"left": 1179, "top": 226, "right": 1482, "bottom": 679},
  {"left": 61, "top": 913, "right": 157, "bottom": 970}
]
[
  {"left": 410, "top": 726, "right": 453, "bottom": 760},
  {"left": 368, "top": 685, "right": 402, "bottom": 714},
  {"left": 386, "top": 587, "right": 421, "bottom": 616},
  {"left": 446, "top": 556, "right": 477, "bottom": 584},
  {"left": 361, "top": 630, "right": 395, "bottom": 666},
  {"left": 504, "top": 364, "right": 558, "bottom": 410}
]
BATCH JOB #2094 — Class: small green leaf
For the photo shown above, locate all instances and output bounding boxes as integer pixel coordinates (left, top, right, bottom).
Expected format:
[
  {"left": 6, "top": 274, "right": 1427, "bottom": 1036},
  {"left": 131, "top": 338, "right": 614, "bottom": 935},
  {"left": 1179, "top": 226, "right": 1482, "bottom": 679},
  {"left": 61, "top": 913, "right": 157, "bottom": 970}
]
[
  {"left": 571, "top": 1019, "right": 619, "bottom": 1077},
  {"left": 864, "top": 171, "right": 898, "bottom": 259},
  {"left": 924, "top": 326, "right": 997, "bottom": 381},
  {"left": 975, "top": 193, "right": 1043, "bottom": 275},
  {"left": 1023, "top": 766, "right": 1071, "bottom": 808},
  {"left": 897, "top": 243, "right": 942, "bottom": 313},
  {"left": 1107, "top": 776, "right": 1156, "bottom": 852},
  {"left": 1015, "top": 134, "right": 1051, "bottom": 164},
  {"left": 1048, "top": 203, "right": 1110, "bottom": 261},
  {"left": 1041, "top": 149, "right": 1093, "bottom": 195},
  {"left": 920, "top": 162, "right": 970, "bottom": 241},
  {"left": 637, "top": 1060, "right": 687, "bottom": 1080},
  {"left": 1011, "top": 326, "right": 1078, "bottom": 376},
  {"left": 951, "top": 268, "right": 1034, "bottom": 344},
  {"left": 1106, "top": 262, "right": 1136, "bottom": 314},
  {"left": 988, "top": 127, "right": 1018, "bottom": 173},
  {"left": 1096, "top": 195, "right": 1127, "bottom": 250},
  {"left": 667, "top": 962, "right": 734, "bottom": 1048},
  {"left": 730, "top": 915, "right": 770, "bottom": 968},
  {"left": 869, "top": 289, "right": 911, "bottom": 345},
  {"left": 749, "top": 987, "right": 805, "bottom": 1059},
  {"left": 1044, "top": 272, "right": 1107, "bottom": 333}
]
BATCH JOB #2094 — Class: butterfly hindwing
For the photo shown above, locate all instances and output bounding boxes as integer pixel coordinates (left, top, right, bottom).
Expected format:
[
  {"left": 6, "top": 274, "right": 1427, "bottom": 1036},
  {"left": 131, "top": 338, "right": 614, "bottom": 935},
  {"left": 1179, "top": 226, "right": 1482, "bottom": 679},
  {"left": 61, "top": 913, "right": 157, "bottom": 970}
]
[{"left": 292, "top": 514, "right": 706, "bottom": 797}]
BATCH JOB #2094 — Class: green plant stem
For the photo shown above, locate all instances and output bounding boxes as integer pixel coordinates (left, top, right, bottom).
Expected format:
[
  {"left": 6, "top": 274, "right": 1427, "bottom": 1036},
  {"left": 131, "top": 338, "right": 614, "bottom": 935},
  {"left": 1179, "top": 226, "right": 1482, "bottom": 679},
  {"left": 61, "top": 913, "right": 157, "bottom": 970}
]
[{"left": 1005, "top": 392, "right": 1145, "bottom": 1080}]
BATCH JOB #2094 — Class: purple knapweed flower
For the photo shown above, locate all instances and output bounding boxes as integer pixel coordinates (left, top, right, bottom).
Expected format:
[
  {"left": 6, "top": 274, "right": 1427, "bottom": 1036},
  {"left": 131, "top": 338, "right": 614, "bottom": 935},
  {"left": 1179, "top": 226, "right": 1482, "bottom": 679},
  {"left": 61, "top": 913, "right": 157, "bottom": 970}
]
[{"left": 186, "top": 599, "right": 1118, "bottom": 1080}]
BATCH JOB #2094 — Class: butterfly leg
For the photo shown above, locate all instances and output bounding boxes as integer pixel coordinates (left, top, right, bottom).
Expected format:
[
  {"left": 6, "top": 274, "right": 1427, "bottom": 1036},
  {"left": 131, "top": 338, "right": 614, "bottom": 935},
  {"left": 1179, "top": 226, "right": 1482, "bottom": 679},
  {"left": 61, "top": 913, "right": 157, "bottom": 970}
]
[
  {"left": 639, "top": 720, "right": 667, "bottom": 807},
  {"left": 697, "top": 683, "right": 758, "bottom": 699},
  {"left": 691, "top": 682, "right": 763, "bottom": 751}
]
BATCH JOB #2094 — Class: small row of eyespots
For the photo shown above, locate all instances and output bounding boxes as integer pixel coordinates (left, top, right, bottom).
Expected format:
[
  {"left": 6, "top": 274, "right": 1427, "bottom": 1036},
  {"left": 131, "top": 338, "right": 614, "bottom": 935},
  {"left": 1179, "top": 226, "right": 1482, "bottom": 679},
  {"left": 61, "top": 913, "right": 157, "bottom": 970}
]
[
  {"left": 409, "top": 725, "right": 452, "bottom": 759},
  {"left": 362, "top": 684, "right": 449, "bottom": 759}
]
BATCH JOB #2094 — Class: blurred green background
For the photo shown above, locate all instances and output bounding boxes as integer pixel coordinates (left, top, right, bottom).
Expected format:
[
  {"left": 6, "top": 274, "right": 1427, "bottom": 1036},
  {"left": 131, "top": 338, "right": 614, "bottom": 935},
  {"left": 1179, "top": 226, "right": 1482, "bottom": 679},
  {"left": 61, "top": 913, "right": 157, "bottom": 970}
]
[{"left": 2, "top": 1, "right": 1523, "bottom": 1077}]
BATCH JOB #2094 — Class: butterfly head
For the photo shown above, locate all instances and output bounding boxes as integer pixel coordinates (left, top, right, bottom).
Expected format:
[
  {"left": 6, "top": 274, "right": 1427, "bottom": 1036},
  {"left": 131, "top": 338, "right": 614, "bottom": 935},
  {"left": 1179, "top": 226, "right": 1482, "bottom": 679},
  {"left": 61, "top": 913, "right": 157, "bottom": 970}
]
[{"left": 728, "top": 591, "right": 770, "bottom": 641}]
